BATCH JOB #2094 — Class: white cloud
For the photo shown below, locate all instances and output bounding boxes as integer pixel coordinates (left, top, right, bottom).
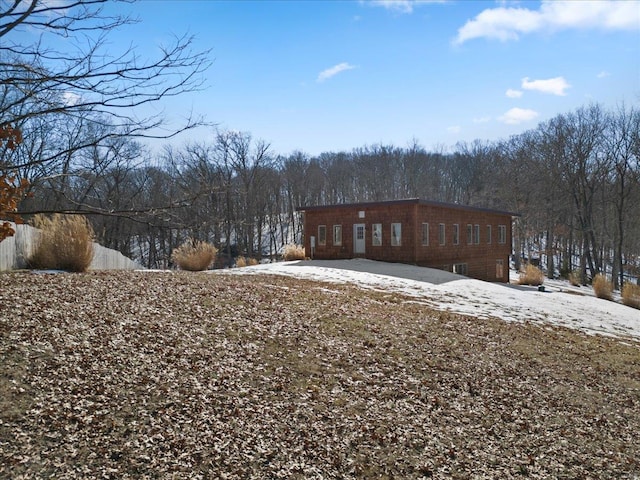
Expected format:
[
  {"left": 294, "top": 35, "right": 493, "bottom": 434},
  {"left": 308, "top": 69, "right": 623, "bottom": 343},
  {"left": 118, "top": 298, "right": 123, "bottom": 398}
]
[
  {"left": 365, "top": 0, "right": 445, "bottom": 14},
  {"left": 317, "top": 63, "right": 357, "bottom": 82},
  {"left": 62, "top": 91, "right": 81, "bottom": 106},
  {"left": 506, "top": 89, "right": 523, "bottom": 98},
  {"left": 521, "top": 76, "right": 571, "bottom": 96},
  {"left": 455, "top": 0, "right": 640, "bottom": 44},
  {"left": 597, "top": 70, "right": 611, "bottom": 78},
  {"left": 498, "top": 107, "right": 539, "bottom": 125},
  {"left": 447, "top": 125, "right": 461, "bottom": 134}
]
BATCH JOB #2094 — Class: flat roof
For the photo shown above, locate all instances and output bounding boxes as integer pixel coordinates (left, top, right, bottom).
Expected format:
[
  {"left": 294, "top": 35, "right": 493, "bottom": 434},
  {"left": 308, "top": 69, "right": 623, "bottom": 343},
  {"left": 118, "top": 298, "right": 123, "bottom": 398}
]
[{"left": 296, "top": 198, "right": 520, "bottom": 217}]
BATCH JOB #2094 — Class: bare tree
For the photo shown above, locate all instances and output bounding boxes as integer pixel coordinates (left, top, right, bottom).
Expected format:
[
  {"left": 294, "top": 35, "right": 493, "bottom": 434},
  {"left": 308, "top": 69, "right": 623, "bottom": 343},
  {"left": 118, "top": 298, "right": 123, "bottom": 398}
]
[
  {"left": 0, "top": 0, "right": 211, "bottom": 254},
  {"left": 1, "top": 0, "right": 210, "bottom": 161},
  {"left": 606, "top": 104, "right": 640, "bottom": 288}
]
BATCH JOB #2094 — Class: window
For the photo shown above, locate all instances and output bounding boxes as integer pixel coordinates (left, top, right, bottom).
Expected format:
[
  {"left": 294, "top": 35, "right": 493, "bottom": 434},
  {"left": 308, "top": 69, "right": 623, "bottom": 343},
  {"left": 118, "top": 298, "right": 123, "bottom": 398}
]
[
  {"left": 498, "top": 225, "right": 507, "bottom": 244},
  {"left": 372, "top": 223, "right": 382, "bottom": 246},
  {"left": 453, "top": 224, "right": 459, "bottom": 245},
  {"left": 496, "top": 259, "right": 504, "bottom": 279},
  {"left": 474, "top": 225, "right": 480, "bottom": 245},
  {"left": 467, "top": 224, "right": 473, "bottom": 244},
  {"left": 439, "top": 223, "right": 446, "bottom": 245},
  {"left": 453, "top": 263, "right": 468, "bottom": 275},
  {"left": 391, "top": 223, "right": 402, "bottom": 246},
  {"left": 333, "top": 225, "right": 342, "bottom": 246},
  {"left": 421, "top": 223, "right": 429, "bottom": 246},
  {"left": 487, "top": 225, "right": 492, "bottom": 244},
  {"left": 318, "top": 225, "right": 326, "bottom": 246}
]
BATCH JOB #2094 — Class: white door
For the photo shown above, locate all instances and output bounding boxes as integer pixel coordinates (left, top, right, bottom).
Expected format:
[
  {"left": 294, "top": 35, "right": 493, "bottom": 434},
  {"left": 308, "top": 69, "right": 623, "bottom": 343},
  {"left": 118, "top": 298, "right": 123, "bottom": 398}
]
[{"left": 353, "top": 224, "right": 366, "bottom": 255}]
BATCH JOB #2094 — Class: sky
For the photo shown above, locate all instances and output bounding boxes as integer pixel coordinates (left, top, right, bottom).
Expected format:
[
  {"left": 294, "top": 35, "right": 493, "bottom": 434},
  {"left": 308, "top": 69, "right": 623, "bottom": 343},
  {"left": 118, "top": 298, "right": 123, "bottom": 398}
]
[{"left": 104, "top": 1, "right": 639, "bottom": 155}]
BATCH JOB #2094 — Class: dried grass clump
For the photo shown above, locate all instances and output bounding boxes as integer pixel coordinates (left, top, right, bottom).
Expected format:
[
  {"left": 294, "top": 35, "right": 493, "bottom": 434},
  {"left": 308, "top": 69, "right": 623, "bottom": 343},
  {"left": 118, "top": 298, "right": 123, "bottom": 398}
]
[
  {"left": 518, "top": 264, "right": 545, "bottom": 286},
  {"left": 282, "top": 244, "right": 305, "bottom": 261},
  {"left": 235, "top": 256, "right": 246, "bottom": 268},
  {"left": 621, "top": 283, "right": 640, "bottom": 309},
  {"left": 592, "top": 274, "right": 613, "bottom": 301},
  {"left": 28, "top": 214, "right": 94, "bottom": 272},
  {"left": 171, "top": 239, "right": 217, "bottom": 271},
  {"left": 247, "top": 258, "right": 259, "bottom": 266},
  {"left": 569, "top": 270, "right": 582, "bottom": 287}
]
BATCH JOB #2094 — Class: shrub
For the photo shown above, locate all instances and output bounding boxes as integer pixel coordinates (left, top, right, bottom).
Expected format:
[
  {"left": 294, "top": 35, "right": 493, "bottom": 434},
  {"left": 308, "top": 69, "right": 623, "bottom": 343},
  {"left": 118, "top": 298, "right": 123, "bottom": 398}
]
[
  {"left": 171, "top": 239, "right": 217, "bottom": 271},
  {"left": 518, "top": 264, "right": 545, "bottom": 286},
  {"left": 282, "top": 244, "right": 305, "bottom": 261},
  {"left": 592, "top": 274, "right": 613, "bottom": 301},
  {"left": 28, "top": 214, "right": 94, "bottom": 272},
  {"left": 235, "top": 256, "right": 246, "bottom": 268},
  {"left": 569, "top": 270, "right": 582, "bottom": 287},
  {"left": 247, "top": 258, "right": 259, "bottom": 266},
  {"left": 622, "top": 283, "right": 640, "bottom": 309}
]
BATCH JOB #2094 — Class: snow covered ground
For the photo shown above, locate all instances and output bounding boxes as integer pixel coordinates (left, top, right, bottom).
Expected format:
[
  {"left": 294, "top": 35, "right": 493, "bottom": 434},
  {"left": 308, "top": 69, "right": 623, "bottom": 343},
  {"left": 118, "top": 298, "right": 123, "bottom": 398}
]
[{"left": 212, "top": 259, "right": 640, "bottom": 342}]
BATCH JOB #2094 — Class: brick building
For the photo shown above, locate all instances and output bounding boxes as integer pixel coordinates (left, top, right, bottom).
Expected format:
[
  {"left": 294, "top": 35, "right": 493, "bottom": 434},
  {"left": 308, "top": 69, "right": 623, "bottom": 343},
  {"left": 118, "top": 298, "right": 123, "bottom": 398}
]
[{"left": 297, "top": 198, "right": 517, "bottom": 282}]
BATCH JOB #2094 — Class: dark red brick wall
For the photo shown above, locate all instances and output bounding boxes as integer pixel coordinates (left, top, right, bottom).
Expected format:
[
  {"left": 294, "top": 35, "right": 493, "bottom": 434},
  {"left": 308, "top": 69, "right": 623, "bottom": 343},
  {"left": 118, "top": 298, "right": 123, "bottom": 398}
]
[{"left": 301, "top": 202, "right": 513, "bottom": 282}]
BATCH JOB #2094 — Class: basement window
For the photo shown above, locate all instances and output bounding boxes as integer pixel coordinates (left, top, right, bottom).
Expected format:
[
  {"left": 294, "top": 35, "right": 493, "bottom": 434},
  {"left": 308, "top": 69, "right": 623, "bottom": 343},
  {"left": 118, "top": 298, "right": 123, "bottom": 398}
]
[
  {"left": 496, "top": 259, "right": 504, "bottom": 278},
  {"left": 453, "top": 263, "right": 468, "bottom": 276}
]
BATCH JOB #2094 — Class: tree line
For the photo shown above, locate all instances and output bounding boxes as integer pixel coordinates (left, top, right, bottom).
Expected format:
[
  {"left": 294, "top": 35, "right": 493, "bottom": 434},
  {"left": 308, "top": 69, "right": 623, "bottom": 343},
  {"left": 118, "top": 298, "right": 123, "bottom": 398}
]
[
  {"left": 1, "top": 2, "right": 638, "bottom": 286},
  {"left": 3, "top": 102, "right": 638, "bottom": 286}
]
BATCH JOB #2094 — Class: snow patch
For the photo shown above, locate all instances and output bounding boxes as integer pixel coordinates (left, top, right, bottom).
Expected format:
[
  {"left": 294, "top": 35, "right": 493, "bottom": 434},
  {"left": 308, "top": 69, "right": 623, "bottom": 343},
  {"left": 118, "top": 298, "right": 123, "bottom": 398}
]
[{"left": 211, "top": 259, "right": 640, "bottom": 341}]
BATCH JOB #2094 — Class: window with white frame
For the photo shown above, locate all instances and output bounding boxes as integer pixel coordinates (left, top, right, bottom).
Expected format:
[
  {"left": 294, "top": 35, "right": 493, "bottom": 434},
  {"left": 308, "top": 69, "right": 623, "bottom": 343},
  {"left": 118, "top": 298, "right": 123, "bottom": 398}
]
[
  {"left": 421, "top": 223, "right": 429, "bottom": 246},
  {"left": 487, "top": 225, "right": 492, "bottom": 244},
  {"left": 474, "top": 224, "right": 480, "bottom": 245},
  {"left": 391, "top": 223, "right": 402, "bottom": 246},
  {"left": 453, "top": 224, "right": 459, "bottom": 245},
  {"left": 467, "top": 224, "right": 473, "bottom": 244},
  {"left": 333, "top": 225, "right": 342, "bottom": 246},
  {"left": 439, "top": 223, "right": 446, "bottom": 245},
  {"left": 318, "top": 225, "right": 326, "bottom": 246},
  {"left": 498, "top": 225, "right": 507, "bottom": 244},
  {"left": 372, "top": 223, "right": 382, "bottom": 246}
]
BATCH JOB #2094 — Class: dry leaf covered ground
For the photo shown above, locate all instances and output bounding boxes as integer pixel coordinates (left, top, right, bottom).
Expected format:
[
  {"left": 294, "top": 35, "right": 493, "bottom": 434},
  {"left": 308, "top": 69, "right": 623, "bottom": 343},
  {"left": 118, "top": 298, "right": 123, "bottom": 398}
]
[{"left": 1, "top": 271, "right": 639, "bottom": 479}]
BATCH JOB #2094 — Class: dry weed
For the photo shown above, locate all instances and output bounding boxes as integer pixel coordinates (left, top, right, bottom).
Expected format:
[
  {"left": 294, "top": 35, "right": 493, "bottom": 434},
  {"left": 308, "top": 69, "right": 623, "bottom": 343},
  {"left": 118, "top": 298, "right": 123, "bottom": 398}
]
[
  {"left": 569, "top": 270, "right": 582, "bottom": 286},
  {"left": 592, "top": 274, "right": 613, "bottom": 300},
  {"left": 235, "top": 256, "right": 247, "bottom": 268},
  {"left": 28, "top": 214, "right": 94, "bottom": 272},
  {"left": 283, "top": 243, "right": 305, "bottom": 261},
  {"left": 171, "top": 239, "right": 217, "bottom": 271},
  {"left": 518, "top": 264, "right": 545, "bottom": 286},
  {"left": 622, "top": 283, "right": 640, "bottom": 309},
  {"left": 247, "top": 258, "right": 259, "bottom": 266}
]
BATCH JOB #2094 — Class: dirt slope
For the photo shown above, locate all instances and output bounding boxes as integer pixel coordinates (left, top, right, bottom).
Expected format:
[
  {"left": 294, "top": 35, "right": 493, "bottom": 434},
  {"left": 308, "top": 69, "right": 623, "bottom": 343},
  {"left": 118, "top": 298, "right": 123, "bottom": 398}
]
[{"left": 1, "top": 271, "right": 639, "bottom": 479}]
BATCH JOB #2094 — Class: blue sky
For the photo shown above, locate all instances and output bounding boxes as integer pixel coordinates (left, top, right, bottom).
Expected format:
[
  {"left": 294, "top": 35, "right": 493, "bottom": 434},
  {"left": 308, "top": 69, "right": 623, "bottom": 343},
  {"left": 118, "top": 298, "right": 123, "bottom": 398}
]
[{"left": 119, "top": 0, "right": 639, "bottom": 155}]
